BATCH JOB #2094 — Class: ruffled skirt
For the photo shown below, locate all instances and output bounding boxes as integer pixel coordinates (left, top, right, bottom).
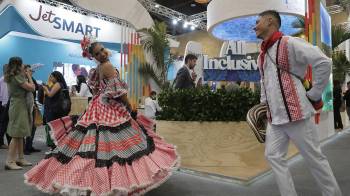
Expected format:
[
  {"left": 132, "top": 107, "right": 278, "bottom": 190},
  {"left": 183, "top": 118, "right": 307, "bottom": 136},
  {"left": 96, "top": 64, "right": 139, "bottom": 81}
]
[{"left": 24, "top": 96, "right": 179, "bottom": 196}]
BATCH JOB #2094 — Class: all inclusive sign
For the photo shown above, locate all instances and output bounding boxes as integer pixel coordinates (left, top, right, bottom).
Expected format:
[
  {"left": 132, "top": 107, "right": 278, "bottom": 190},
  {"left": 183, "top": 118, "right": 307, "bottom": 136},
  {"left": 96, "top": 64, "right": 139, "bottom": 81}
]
[
  {"left": 1, "top": 0, "right": 124, "bottom": 43},
  {"left": 203, "top": 41, "right": 260, "bottom": 82}
]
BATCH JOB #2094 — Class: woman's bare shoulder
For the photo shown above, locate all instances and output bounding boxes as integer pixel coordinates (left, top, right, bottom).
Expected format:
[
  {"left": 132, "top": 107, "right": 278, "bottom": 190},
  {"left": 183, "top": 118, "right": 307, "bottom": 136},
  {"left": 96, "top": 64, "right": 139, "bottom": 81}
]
[{"left": 100, "top": 62, "right": 116, "bottom": 78}]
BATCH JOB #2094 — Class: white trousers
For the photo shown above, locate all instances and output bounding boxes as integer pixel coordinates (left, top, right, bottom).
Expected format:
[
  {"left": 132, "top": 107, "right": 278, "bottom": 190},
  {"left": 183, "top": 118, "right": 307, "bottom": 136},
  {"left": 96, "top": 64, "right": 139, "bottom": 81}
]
[{"left": 265, "top": 118, "right": 342, "bottom": 196}]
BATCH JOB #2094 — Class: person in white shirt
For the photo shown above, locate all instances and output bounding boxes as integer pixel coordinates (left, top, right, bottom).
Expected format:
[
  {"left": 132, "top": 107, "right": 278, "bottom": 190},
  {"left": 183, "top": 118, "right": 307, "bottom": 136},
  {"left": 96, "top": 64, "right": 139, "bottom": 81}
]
[
  {"left": 72, "top": 75, "right": 92, "bottom": 99},
  {"left": 255, "top": 10, "right": 341, "bottom": 196},
  {"left": 144, "top": 91, "right": 161, "bottom": 120}
]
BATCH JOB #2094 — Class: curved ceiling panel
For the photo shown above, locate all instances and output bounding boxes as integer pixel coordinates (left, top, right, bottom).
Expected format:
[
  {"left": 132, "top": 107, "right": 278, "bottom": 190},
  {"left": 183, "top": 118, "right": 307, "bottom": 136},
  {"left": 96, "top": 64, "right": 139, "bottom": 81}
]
[
  {"left": 207, "top": 0, "right": 305, "bottom": 42},
  {"left": 212, "top": 15, "right": 303, "bottom": 42}
]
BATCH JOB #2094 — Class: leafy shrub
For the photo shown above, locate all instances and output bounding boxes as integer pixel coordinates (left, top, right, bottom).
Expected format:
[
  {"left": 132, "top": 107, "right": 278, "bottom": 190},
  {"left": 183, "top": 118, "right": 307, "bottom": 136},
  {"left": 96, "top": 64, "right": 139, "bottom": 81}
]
[{"left": 157, "top": 87, "right": 260, "bottom": 121}]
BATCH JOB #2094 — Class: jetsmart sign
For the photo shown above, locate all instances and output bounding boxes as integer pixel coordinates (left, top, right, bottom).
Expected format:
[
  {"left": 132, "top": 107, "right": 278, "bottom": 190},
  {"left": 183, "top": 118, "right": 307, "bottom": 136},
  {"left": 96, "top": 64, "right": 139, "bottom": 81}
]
[
  {"left": 4, "top": 0, "right": 124, "bottom": 43},
  {"left": 29, "top": 5, "right": 101, "bottom": 37}
]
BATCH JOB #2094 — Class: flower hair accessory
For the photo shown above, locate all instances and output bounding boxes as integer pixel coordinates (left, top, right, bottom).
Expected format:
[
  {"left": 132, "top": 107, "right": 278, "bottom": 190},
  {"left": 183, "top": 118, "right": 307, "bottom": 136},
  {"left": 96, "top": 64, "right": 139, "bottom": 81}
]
[{"left": 80, "top": 35, "right": 96, "bottom": 60}]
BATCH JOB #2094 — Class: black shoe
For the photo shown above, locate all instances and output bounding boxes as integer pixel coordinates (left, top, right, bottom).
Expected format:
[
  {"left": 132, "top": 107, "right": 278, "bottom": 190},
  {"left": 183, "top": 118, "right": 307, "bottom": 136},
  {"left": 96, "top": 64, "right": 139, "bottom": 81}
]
[{"left": 30, "top": 148, "right": 41, "bottom": 153}]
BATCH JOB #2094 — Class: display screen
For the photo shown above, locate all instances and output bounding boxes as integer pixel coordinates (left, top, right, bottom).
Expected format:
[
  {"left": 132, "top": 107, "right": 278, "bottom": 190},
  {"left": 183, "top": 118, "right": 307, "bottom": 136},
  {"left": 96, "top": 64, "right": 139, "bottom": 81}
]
[{"left": 53, "top": 62, "right": 92, "bottom": 87}]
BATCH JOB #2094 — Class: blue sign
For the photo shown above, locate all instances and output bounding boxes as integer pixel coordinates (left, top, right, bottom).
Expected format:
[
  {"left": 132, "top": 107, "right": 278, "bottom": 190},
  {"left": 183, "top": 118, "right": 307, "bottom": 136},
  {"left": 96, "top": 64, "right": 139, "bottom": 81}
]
[{"left": 204, "top": 70, "right": 260, "bottom": 82}]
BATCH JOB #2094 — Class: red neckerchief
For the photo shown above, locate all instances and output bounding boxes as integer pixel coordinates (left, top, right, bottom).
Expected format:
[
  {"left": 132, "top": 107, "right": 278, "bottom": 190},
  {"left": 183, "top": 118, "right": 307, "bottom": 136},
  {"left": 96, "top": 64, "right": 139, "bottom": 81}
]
[{"left": 259, "top": 31, "right": 283, "bottom": 68}]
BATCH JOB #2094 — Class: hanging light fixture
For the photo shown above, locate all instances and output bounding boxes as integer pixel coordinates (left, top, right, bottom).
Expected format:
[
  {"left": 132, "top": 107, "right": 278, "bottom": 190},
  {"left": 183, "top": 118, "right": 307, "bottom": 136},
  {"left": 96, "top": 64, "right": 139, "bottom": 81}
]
[{"left": 194, "top": 0, "right": 210, "bottom": 4}]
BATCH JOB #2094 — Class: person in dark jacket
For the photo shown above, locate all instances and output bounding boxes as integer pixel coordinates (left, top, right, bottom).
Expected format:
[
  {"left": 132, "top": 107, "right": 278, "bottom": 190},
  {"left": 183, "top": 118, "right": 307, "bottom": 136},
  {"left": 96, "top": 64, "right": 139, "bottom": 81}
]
[
  {"left": 343, "top": 81, "right": 350, "bottom": 121},
  {"left": 333, "top": 80, "right": 343, "bottom": 130},
  {"left": 174, "top": 54, "right": 197, "bottom": 89}
]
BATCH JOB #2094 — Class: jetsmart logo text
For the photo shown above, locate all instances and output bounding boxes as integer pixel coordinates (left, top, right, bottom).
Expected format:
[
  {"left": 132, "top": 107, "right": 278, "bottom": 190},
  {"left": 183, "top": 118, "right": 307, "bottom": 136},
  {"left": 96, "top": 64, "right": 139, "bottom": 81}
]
[{"left": 29, "top": 5, "right": 101, "bottom": 37}]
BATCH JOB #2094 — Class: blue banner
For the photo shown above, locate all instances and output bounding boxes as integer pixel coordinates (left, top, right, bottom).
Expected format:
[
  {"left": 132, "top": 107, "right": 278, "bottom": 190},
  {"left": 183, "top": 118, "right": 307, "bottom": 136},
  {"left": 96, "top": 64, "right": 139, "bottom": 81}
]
[{"left": 204, "top": 69, "right": 260, "bottom": 82}]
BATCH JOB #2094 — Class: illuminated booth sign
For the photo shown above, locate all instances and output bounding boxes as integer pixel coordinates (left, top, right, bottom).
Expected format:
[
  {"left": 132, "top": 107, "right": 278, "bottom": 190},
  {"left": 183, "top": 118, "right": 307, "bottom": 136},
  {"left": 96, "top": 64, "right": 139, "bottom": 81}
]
[
  {"left": 204, "top": 41, "right": 259, "bottom": 82},
  {"left": 0, "top": 0, "right": 132, "bottom": 81},
  {"left": 0, "top": 0, "right": 126, "bottom": 43},
  {"left": 29, "top": 5, "right": 101, "bottom": 38}
]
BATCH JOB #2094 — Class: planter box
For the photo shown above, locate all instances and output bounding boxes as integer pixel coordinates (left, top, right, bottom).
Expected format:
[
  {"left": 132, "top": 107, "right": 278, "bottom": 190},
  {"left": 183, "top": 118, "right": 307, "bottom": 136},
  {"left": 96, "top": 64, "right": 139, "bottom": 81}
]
[{"left": 157, "top": 121, "right": 298, "bottom": 181}]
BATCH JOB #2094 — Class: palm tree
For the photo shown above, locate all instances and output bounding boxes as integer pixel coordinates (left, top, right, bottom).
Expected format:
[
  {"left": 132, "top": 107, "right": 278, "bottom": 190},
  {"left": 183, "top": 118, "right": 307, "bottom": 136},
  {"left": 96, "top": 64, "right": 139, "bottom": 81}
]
[
  {"left": 332, "top": 51, "right": 350, "bottom": 83},
  {"left": 138, "top": 21, "right": 171, "bottom": 89},
  {"left": 331, "top": 24, "right": 350, "bottom": 83},
  {"left": 332, "top": 24, "right": 350, "bottom": 50}
]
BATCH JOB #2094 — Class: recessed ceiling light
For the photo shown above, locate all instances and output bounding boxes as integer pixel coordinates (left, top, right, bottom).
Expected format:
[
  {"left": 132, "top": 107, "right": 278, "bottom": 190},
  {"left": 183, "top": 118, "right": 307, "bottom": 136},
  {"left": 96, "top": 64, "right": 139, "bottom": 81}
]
[
  {"left": 172, "top": 19, "right": 178, "bottom": 25},
  {"left": 183, "top": 22, "right": 189, "bottom": 28},
  {"left": 155, "top": 4, "right": 160, "bottom": 8}
]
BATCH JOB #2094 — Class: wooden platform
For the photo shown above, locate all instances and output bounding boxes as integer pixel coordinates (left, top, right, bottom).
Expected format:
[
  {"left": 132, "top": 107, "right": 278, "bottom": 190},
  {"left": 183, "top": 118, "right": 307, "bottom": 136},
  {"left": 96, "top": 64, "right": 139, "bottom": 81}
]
[{"left": 157, "top": 121, "right": 298, "bottom": 181}]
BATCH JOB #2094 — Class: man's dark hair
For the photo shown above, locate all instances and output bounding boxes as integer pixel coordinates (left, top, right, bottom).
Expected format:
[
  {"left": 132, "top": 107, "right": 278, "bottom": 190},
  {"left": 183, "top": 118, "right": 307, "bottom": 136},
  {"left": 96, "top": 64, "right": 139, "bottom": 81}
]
[
  {"left": 185, "top": 54, "right": 197, "bottom": 64},
  {"left": 259, "top": 10, "right": 281, "bottom": 28},
  {"left": 150, "top": 91, "right": 157, "bottom": 96}
]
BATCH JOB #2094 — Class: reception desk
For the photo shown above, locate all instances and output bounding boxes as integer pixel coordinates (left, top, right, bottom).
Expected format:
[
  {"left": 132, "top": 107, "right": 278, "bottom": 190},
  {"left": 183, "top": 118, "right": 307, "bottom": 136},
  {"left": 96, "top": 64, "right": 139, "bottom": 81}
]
[{"left": 69, "top": 97, "right": 89, "bottom": 115}]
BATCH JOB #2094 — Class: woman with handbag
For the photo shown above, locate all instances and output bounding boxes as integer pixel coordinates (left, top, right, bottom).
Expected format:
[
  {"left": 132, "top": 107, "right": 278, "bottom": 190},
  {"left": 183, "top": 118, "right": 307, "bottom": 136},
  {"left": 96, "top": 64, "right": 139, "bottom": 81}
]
[
  {"left": 4, "top": 57, "right": 35, "bottom": 170},
  {"left": 42, "top": 71, "right": 70, "bottom": 150}
]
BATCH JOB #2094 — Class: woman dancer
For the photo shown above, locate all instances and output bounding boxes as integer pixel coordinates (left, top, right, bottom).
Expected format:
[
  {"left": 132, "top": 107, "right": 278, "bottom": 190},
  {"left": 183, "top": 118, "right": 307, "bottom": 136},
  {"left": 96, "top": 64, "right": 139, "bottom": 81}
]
[{"left": 25, "top": 41, "right": 179, "bottom": 195}]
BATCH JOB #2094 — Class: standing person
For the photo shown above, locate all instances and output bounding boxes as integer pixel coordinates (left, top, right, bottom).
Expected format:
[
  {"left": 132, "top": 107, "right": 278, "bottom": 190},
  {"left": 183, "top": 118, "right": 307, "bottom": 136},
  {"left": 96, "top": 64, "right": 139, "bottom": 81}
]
[
  {"left": 333, "top": 80, "right": 343, "bottom": 130},
  {"left": 0, "top": 64, "right": 11, "bottom": 149},
  {"left": 43, "top": 71, "right": 70, "bottom": 120},
  {"left": 174, "top": 54, "right": 197, "bottom": 89},
  {"left": 72, "top": 75, "right": 92, "bottom": 100},
  {"left": 25, "top": 41, "right": 179, "bottom": 195},
  {"left": 254, "top": 10, "right": 342, "bottom": 196},
  {"left": 71, "top": 64, "right": 81, "bottom": 77},
  {"left": 4, "top": 57, "right": 35, "bottom": 170},
  {"left": 42, "top": 71, "right": 70, "bottom": 150},
  {"left": 23, "top": 64, "right": 41, "bottom": 155},
  {"left": 144, "top": 91, "right": 162, "bottom": 120},
  {"left": 343, "top": 81, "right": 350, "bottom": 121}
]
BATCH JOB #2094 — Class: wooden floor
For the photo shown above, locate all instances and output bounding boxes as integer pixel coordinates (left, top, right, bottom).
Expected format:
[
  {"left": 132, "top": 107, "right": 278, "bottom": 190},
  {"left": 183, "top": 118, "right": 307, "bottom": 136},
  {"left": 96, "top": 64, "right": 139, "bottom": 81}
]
[{"left": 157, "top": 121, "right": 298, "bottom": 181}]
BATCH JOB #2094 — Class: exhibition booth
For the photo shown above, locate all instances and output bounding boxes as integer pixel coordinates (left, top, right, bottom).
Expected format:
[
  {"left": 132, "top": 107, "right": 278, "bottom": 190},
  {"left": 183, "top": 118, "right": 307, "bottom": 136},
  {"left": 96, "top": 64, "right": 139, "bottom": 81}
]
[
  {"left": 0, "top": 0, "right": 150, "bottom": 109},
  {"left": 0, "top": 0, "right": 339, "bottom": 183}
]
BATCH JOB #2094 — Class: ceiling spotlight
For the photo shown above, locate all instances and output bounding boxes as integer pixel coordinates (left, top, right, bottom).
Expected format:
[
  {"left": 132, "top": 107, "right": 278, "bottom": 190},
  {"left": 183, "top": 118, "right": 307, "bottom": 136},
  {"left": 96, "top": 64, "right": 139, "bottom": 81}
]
[
  {"left": 183, "top": 22, "right": 188, "bottom": 28},
  {"left": 190, "top": 26, "right": 195, "bottom": 30},
  {"left": 172, "top": 19, "right": 178, "bottom": 25},
  {"left": 155, "top": 4, "right": 160, "bottom": 8}
]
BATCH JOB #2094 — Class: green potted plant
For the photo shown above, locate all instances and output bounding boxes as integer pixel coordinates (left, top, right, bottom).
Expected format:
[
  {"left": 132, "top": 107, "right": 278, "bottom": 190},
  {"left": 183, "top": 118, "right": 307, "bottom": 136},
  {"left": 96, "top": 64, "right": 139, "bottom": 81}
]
[
  {"left": 332, "top": 24, "right": 350, "bottom": 83},
  {"left": 138, "top": 21, "right": 173, "bottom": 89}
]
